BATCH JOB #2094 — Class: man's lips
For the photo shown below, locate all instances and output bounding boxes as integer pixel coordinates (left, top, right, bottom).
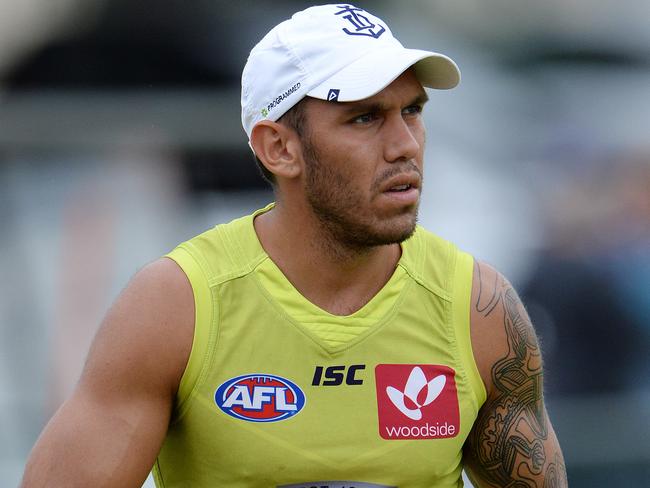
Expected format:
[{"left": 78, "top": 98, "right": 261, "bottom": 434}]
[
  {"left": 380, "top": 173, "right": 421, "bottom": 194},
  {"left": 379, "top": 173, "right": 421, "bottom": 205}
]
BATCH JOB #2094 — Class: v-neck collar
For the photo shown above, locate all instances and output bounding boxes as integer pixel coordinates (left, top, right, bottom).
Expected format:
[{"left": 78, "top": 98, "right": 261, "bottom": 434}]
[{"left": 224, "top": 204, "right": 417, "bottom": 353}]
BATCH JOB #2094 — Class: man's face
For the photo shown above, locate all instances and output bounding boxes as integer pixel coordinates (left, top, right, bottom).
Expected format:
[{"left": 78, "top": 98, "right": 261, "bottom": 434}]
[{"left": 299, "top": 70, "right": 428, "bottom": 249}]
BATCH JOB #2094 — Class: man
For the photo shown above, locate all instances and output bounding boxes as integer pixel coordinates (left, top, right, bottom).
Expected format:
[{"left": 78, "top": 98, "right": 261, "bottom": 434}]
[{"left": 21, "top": 5, "right": 567, "bottom": 487}]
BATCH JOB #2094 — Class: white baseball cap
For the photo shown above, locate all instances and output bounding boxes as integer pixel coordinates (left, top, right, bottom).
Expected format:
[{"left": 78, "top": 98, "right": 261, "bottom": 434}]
[{"left": 241, "top": 4, "right": 460, "bottom": 139}]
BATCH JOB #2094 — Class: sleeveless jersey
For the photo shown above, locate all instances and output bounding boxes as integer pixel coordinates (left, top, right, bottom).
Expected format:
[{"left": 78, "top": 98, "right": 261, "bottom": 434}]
[{"left": 152, "top": 205, "right": 486, "bottom": 488}]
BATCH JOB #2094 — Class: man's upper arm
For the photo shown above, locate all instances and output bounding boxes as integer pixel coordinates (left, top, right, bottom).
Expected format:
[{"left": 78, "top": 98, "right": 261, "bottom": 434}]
[
  {"left": 21, "top": 257, "right": 194, "bottom": 488},
  {"left": 464, "top": 260, "right": 568, "bottom": 487}
]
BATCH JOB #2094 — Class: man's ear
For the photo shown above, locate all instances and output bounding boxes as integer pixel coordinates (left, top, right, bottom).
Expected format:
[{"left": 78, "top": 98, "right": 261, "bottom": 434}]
[{"left": 250, "top": 121, "right": 302, "bottom": 180}]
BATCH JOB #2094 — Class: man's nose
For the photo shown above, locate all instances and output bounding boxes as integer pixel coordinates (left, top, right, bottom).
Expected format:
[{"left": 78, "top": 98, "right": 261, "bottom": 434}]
[{"left": 382, "top": 114, "right": 421, "bottom": 163}]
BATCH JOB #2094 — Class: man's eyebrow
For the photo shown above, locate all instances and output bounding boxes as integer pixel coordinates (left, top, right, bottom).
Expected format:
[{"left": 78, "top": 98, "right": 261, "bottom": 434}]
[
  {"left": 339, "top": 91, "right": 430, "bottom": 115},
  {"left": 340, "top": 100, "right": 385, "bottom": 116},
  {"left": 411, "top": 92, "right": 430, "bottom": 107}
]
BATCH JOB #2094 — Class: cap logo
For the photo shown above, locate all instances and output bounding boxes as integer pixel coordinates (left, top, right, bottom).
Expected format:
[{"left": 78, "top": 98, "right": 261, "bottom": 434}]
[
  {"left": 264, "top": 81, "right": 301, "bottom": 117},
  {"left": 335, "top": 5, "right": 386, "bottom": 39},
  {"left": 327, "top": 89, "right": 340, "bottom": 102}
]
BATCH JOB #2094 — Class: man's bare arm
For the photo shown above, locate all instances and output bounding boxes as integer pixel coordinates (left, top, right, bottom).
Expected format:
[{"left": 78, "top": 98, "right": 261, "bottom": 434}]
[
  {"left": 464, "top": 260, "right": 568, "bottom": 487},
  {"left": 21, "top": 258, "right": 194, "bottom": 488}
]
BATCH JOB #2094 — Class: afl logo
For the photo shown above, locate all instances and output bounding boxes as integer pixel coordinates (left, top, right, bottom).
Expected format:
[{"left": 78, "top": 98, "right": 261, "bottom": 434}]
[{"left": 215, "top": 374, "right": 306, "bottom": 423}]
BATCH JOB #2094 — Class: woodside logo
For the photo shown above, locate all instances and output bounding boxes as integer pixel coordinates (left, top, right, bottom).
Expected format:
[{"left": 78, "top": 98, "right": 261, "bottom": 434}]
[{"left": 375, "top": 364, "right": 460, "bottom": 440}]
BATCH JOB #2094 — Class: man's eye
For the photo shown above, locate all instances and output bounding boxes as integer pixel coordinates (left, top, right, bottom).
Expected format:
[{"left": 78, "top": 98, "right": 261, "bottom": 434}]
[
  {"left": 403, "top": 105, "right": 423, "bottom": 116},
  {"left": 352, "top": 113, "right": 376, "bottom": 124}
]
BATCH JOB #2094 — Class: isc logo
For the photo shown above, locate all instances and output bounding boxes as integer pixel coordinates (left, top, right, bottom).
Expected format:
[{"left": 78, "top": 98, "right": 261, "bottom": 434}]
[
  {"left": 312, "top": 364, "right": 365, "bottom": 386},
  {"left": 215, "top": 374, "right": 306, "bottom": 423}
]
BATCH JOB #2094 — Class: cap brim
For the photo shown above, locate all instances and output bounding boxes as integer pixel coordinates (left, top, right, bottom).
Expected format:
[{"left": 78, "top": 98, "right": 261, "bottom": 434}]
[{"left": 307, "top": 47, "right": 460, "bottom": 102}]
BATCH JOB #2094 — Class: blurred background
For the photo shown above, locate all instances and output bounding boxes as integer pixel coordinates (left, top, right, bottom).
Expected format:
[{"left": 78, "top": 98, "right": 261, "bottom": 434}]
[{"left": 1, "top": 0, "right": 648, "bottom": 486}]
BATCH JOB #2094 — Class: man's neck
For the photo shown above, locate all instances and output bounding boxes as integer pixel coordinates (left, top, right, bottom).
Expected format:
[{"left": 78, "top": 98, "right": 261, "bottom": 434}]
[{"left": 254, "top": 205, "right": 401, "bottom": 316}]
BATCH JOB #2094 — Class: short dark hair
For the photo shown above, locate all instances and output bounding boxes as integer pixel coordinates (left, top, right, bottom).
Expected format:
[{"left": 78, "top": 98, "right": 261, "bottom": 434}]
[{"left": 253, "top": 97, "right": 311, "bottom": 185}]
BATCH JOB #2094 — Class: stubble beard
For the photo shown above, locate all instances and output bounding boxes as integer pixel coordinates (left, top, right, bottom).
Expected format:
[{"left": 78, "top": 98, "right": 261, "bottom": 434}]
[{"left": 302, "top": 137, "right": 419, "bottom": 254}]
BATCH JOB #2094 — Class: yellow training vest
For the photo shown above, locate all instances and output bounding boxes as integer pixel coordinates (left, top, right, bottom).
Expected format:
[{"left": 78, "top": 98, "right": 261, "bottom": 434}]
[{"left": 153, "top": 205, "right": 486, "bottom": 488}]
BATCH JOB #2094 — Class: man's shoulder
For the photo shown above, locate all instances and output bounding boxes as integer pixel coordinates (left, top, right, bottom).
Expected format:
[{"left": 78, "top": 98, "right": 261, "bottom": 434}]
[
  {"left": 401, "top": 226, "right": 472, "bottom": 298},
  {"left": 176, "top": 212, "right": 251, "bottom": 249},
  {"left": 168, "top": 209, "right": 268, "bottom": 285},
  {"left": 407, "top": 226, "right": 471, "bottom": 269},
  {"left": 410, "top": 225, "right": 456, "bottom": 249}
]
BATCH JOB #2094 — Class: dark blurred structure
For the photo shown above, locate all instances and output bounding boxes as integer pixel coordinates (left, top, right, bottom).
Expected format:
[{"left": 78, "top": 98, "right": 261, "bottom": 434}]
[
  {"left": 522, "top": 149, "right": 650, "bottom": 394},
  {"left": 523, "top": 253, "right": 642, "bottom": 395},
  {"left": 2, "top": 0, "right": 330, "bottom": 192}
]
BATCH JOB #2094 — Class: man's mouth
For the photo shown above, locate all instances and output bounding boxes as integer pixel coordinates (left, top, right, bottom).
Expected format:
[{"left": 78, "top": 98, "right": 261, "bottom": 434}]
[{"left": 388, "top": 184, "right": 413, "bottom": 192}]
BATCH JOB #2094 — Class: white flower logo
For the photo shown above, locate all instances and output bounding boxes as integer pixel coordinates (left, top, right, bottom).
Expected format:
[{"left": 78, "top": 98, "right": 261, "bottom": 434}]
[{"left": 386, "top": 366, "right": 446, "bottom": 420}]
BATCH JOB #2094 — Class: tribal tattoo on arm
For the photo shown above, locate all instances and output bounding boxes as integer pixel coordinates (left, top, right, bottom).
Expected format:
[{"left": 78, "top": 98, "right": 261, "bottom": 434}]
[{"left": 465, "top": 262, "right": 568, "bottom": 488}]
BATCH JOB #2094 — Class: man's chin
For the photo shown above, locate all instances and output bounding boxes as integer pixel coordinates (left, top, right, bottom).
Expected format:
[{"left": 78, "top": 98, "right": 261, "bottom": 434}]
[
  {"left": 387, "top": 224, "right": 418, "bottom": 245},
  {"left": 365, "top": 218, "right": 418, "bottom": 247},
  {"left": 385, "top": 211, "right": 418, "bottom": 240}
]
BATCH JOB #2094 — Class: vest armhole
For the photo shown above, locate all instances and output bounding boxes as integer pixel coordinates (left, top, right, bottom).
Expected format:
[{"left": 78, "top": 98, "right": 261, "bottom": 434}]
[
  {"left": 452, "top": 250, "right": 487, "bottom": 407},
  {"left": 165, "top": 244, "right": 213, "bottom": 418}
]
